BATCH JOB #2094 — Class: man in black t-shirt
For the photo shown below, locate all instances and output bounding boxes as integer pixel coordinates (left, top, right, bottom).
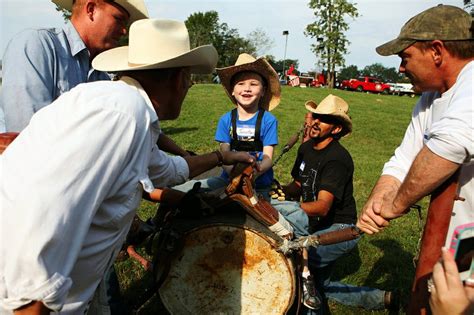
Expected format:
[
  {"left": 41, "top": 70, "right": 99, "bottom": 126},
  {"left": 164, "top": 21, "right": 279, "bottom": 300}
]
[{"left": 273, "top": 94, "right": 391, "bottom": 313}]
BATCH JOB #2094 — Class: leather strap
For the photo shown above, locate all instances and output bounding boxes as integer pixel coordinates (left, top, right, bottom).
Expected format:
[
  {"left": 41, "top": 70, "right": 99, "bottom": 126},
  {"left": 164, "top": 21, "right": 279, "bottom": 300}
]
[
  {"left": 407, "top": 170, "right": 460, "bottom": 315},
  {"left": 0, "top": 132, "right": 19, "bottom": 154}
]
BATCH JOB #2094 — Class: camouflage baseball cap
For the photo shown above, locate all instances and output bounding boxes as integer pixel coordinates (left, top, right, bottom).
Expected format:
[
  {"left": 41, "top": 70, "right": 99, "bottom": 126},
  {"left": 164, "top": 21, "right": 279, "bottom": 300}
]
[{"left": 376, "top": 5, "right": 473, "bottom": 56}]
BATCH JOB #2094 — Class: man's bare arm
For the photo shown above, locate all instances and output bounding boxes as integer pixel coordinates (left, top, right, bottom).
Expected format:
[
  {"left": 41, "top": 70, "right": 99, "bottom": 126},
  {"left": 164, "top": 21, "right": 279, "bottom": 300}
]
[
  {"left": 300, "top": 190, "right": 334, "bottom": 217},
  {"left": 14, "top": 301, "right": 50, "bottom": 315},
  {"left": 383, "top": 145, "right": 460, "bottom": 219}
]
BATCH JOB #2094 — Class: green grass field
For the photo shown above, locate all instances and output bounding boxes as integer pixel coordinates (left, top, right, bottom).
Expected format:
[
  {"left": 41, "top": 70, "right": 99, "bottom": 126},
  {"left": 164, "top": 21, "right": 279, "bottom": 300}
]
[{"left": 115, "top": 85, "right": 427, "bottom": 314}]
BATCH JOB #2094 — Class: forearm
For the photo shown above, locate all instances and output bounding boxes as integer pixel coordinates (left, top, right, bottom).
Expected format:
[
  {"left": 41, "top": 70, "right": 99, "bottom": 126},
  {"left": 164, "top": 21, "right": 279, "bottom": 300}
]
[
  {"left": 148, "top": 187, "right": 185, "bottom": 204},
  {"left": 184, "top": 151, "right": 222, "bottom": 178},
  {"left": 256, "top": 155, "right": 272, "bottom": 177},
  {"left": 157, "top": 133, "right": 189, "bottom": 157},
  {"left": 300, "top": 199, "right": 331, "bottom": 217},
  {"left": 14, "top": 301, "right": 50, "bottom": 315},
  {"left": 184, "top": 151, "right": 254, "bottom": 179},
  {"left": 299, "top": 189, "right": 333, "bottom": 217},
  {"left": 387, "top": 146, "right": 459, "bottom": 218}
]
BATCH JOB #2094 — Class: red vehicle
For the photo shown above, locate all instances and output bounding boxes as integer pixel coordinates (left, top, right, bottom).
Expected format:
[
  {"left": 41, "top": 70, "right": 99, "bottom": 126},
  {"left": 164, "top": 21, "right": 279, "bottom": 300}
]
[{"left": 340, "top": 76, "right": 391, "bottom": 94}]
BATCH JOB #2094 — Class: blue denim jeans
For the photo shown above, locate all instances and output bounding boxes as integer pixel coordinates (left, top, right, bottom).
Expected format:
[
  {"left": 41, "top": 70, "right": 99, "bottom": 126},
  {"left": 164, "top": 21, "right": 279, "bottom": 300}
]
[
  {"left": 307, "top": 224, "right": 386, "bottom": 313},
  {"left": 271, "top": 199, "right": 309, "bottom": 237},
  {"left": 270, "top": 201, "right": 386, "bottom": 312},
  {"left": 173, "top": 176, "right": 271, "bottom": 201}
]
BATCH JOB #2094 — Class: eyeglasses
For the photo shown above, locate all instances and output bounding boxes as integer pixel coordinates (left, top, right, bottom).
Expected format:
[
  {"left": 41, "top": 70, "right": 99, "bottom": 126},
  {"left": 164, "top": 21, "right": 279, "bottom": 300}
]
[{"left": 311, "top": 113, "right": 339, "bottom": 125}]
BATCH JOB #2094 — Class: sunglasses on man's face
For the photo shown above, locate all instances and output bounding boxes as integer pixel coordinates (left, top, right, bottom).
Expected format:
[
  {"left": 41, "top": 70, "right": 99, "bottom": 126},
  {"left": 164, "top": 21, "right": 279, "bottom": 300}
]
[{"left": 311, "top": 113, "right": 339, "bottom": 125}]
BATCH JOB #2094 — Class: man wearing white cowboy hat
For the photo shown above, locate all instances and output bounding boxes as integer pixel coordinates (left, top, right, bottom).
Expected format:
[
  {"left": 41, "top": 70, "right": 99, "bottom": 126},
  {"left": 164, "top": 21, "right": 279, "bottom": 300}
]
[
  {"left": 0, "top": 0, "right": 148, "bottom": 133},
  {"left": 1, "top": 2, "right": 172, "bottom": 314},
  {"left": 272, "top": 94, "right": 394, "bottom": 313},
  {"left": 0, "top": 19, "right": 255, "bottom": 315}
]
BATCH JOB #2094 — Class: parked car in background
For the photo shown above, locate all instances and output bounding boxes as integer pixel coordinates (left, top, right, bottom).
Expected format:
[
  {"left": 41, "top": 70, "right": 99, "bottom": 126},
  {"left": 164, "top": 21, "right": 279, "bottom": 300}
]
[
  {"left": 340, "top": 76, "right": 391, "bottom": 94},
  {"left": 387, "top": 83, "right": 418, "bottom": 97}
]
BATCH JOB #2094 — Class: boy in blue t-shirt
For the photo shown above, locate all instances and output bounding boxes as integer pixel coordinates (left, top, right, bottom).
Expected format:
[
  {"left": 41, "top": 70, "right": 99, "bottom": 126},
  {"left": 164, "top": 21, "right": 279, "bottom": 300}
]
[
  {"left": 214, "top": 53, "right": 280, "bottom": 196},
  {"left": 174, "top": 53, "right": 280, "bottom": 196}
]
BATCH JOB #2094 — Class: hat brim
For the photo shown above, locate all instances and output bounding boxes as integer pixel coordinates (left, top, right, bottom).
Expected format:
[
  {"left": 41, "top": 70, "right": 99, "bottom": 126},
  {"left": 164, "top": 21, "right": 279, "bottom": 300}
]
[
  {"left": 52, "top": 0, "right": 149, "bottom": 24},
  {"left": 216, "top": 58, "right": 281, "bottom": 111},
  {"left": 304, "top": 102, "right": 352, "bottom": 137},
  {"left": 376, "top": 38, "right": 416, "bottom": 56},
  {"left": 92, "top": 45, "right": 218, "bottom": 74}
]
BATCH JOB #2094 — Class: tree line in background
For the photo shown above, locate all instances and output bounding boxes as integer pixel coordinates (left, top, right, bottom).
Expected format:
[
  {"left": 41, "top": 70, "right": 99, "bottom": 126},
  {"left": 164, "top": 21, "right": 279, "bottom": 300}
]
[{"left": 338, "top": 63, "right": 409, "bottom": 83}]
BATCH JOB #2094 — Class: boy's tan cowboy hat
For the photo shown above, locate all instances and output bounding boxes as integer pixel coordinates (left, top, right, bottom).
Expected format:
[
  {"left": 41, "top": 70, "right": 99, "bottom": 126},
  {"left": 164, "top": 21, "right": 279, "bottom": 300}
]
[
  {"left": 51, "top": 0, "right": 149, "bottom": 24},
  {"left": 216, "top": 53, "right": 281, "bottom": 111},
  {"left": 376, "top": 5, "right": 473, "bottom": 56},
  {"left": 305, "top": 94, "right": 352, "bottom": 136},
  {"left": 92, "top": 19, "right": 218, "bottom": 73}
]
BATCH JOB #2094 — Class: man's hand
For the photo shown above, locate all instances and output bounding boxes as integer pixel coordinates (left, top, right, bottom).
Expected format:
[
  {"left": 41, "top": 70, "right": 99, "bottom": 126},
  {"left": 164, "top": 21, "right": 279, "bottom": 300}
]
[
  {"left": 357, "top": 175, "right": 400, "bottom": 234},
  {"left": 221, "top": 151, "right": 256, "bottom": 166}
]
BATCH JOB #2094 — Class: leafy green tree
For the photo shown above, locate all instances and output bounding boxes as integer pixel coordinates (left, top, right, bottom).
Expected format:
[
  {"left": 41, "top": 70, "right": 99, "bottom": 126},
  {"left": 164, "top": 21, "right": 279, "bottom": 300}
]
[
  {"left": 361, "top": 63, "right": 404, "bottom": 83},
  {"left": 213, "top": 22, "right": 255, "bottom": 67},
  {"left": 361, "top": 63, "right": 387, "bottom": 80},
  {"left": 268, "top": 59, "right": 300, "bottom": 76},
  {"left": 338, "top": 64, "right": 359, "bottom": 80},
  {"left": 185, "top": 11, "right": 221, "bottom": 49},
  {"left": 185, "top": 12, "right": 255, "bottom": 71},
  {"left": 246, "top": 28, "right": 275, "bottom": 57},
  {"left": 305, "top": 0, "right": 359, "bottom": 88}
]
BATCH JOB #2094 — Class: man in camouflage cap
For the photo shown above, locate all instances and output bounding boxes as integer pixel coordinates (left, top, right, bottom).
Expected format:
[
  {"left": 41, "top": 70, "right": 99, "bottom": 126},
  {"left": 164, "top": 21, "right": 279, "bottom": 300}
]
[{"left": 358, "top": 4, "right": 473, "bottom": 313}]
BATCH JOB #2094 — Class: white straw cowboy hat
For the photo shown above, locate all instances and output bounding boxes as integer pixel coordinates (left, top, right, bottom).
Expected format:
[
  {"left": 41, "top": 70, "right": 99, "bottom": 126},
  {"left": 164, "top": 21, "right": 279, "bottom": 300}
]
[
  {"left": 305, "top": 94, "right": 352, "bottom": 136},
  {"left": 216, "top": 53, "right": 281, "bottom": 111},
  {"left": 51, "top": 0, "right": 149, "bottom": 24},
  {"left": 92, "top": 19, "right": 218, "bottom": 73}
]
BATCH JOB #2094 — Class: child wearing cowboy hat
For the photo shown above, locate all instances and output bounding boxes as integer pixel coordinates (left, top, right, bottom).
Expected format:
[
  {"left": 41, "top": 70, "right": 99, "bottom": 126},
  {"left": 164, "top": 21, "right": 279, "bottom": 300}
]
[
  {"left": 173, "top": 53, "right": 280, "bottom": 197},
  {"left": 215, "top": 55, "right": 322, "bottom": 310},
  {"left": 213, "top": 53, "right": 280, "bottom": 196}
]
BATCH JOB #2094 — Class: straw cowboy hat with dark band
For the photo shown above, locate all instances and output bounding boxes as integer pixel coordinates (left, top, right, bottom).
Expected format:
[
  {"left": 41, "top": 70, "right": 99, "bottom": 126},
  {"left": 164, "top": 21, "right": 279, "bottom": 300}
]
[
  {"left": 92, "top": 19, "right": 218, "bottom": 73},
  {"left": 52, "top": 0, "right": 149, "bottom": 24},
  {"left": 305, "top": 94, "right": 352, "bottom": 137},
  {"left": 216, "top": 53, "right": 281, "bottom": 111}
]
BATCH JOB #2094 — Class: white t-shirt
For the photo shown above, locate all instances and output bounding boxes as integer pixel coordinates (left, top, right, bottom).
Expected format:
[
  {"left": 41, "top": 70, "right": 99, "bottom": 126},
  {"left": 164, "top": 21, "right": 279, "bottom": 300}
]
[
  {"left": 382, "top": 61, "right": 474, "bottom": 246},
  {"left": 0, "top": 77, "right": 188, "bottom": 314}
]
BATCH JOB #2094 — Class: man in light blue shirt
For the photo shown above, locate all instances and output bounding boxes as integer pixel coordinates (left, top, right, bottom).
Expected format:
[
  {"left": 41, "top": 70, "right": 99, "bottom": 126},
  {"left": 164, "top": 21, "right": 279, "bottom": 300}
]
[{"left": 0, "top": 0, "right": 148, "bottom": 132}]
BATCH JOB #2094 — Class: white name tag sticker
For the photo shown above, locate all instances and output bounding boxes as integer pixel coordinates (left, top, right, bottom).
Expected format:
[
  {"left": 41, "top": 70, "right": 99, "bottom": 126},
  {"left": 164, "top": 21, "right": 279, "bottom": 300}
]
[
  {"left": 236, "top": 125, "right": 255, "bottom": 137},
  {"left": 299, "top": 161, "right": 305, "bottom": 171}
]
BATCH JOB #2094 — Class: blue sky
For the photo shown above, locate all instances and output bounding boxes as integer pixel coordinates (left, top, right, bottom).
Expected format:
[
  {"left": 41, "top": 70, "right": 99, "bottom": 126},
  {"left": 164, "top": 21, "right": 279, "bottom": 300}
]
[{"left": 0, "top": 0, "right": 464, "bottom": 72}]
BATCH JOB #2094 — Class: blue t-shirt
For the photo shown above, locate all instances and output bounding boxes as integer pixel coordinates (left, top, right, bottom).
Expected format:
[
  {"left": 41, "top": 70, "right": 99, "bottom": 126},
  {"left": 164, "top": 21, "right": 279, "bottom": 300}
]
[{"left": 215, "top": 109, "right": 278, "bottom": 187}]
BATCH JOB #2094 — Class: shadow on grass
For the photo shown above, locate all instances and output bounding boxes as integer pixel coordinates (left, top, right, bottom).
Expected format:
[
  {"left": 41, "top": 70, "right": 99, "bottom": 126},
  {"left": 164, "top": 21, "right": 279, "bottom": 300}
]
[
  {"left": 161, "top": 127, "right": 199, "bottom": 136},
  {"left": 328, "top": 238, "right": 414, "bottom": 314},
  {"left": 365, "top": 239, "right": 414, "bottom": 289},
  {"left": 117, "top": 257, "right": 170, "bottom": 315}
]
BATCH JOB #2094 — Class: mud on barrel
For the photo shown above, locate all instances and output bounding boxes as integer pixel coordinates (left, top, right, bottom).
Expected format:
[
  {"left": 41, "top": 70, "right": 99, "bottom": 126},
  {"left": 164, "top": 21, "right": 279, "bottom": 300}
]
[{"left": 158, "top": 210, "right": 296, "bottom": 314}]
